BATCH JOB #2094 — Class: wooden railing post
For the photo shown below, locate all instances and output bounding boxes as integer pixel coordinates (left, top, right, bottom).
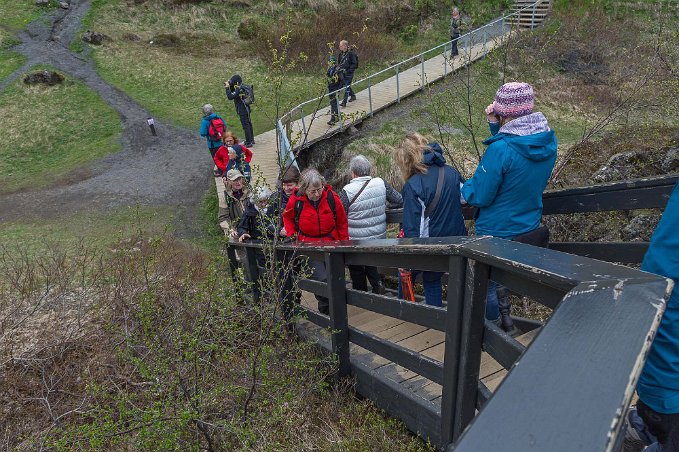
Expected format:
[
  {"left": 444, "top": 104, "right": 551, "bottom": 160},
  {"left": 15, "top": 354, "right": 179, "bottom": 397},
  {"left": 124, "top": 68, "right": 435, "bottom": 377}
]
[
  {"left": 454, "top": 260, "right": 489, "bottom": 434},
  {"left": 326, "top": 251, "right": 350, "bottom": 377},
  {"left": 440, "top": 255, "right": 468, "bottom": 445},
  {"left": 243, "top": 246, "right": 261, "bottom": 303}
]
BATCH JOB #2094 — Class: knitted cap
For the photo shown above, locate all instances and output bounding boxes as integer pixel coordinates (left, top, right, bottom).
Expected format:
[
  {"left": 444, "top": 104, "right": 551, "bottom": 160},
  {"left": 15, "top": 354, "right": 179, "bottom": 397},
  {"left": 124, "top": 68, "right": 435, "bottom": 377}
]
[{"left": 493, "top": 82, "right": 534, "bottom": 118}]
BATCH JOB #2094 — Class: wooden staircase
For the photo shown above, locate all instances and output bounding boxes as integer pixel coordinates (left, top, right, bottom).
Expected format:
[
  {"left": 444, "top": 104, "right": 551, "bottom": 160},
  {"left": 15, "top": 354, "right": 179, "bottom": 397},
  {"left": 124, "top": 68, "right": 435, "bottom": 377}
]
[{"left": 510, "top": 0, "right": 552, "bottom": 28}]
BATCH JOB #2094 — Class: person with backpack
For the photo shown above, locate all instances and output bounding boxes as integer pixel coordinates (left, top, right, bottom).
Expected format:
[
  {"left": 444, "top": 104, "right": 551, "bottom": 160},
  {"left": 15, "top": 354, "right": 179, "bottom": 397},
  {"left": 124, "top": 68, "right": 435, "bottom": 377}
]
[
  {"left": 213, "top": 132, "right": 253, "bottom": 181},
  {"left": 326, "top": 55, "right": 344, "bottom": 126},
  {"left": 283, "top": 168, "right": 349, "bottom": 314},
  {"left": 339, "top": 155, "right": 402, "bottom": 294},
  {"left": 395, "top": 133, "right": 467, "bottom": 307},
  {"left": 461, "top": 82, "right": 557, "bottom": 333},
  {"left": 337, "top": 40, "right": 358, "bottom": 107},
  {"left": 199, "top": 104, "right": 226, "bottom": 158},
  {"left": 225, "top": 74, "right": 255, "bottom": 147}
]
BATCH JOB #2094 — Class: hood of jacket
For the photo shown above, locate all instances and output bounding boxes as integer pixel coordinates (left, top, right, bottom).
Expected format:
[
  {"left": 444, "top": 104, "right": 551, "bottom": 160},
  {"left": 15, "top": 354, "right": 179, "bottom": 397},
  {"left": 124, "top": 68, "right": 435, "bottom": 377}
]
[
  {"left": 483, "top": 113, "right": 557, "bottom": 162},
  {"left": 422, "top": 143, "right": 447, "bottom": 167},
  {"left": 229, "top": 74, "right": 243, "bottom": 85},
  {"left": 204, "top": 112, "right": 219, "bottom": 120}
]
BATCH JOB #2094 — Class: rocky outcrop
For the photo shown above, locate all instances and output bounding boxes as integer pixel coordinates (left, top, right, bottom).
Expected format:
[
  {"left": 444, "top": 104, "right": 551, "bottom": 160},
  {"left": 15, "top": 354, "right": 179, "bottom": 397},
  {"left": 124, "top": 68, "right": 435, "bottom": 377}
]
[
  {"left": 23, "top": 70, "right": 64, "bottom": 86},
  {"left": 82, "top": 30, "right": 111, "bottom": 45}
]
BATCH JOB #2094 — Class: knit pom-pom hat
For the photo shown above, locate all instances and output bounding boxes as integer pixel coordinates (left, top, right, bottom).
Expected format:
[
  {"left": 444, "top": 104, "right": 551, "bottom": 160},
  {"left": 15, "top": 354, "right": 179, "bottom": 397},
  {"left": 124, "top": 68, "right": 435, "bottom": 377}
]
[{"left": 493, "top": 82, "right": 534, "bottom": 118}]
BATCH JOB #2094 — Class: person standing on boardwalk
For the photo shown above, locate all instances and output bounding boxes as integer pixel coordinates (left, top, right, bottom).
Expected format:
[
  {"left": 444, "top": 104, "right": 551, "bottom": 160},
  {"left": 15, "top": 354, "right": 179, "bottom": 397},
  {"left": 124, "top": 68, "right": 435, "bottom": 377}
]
[
  {"left": 449, "top": 7, "right": 462, "bottom": 57},
  {"left": 338, "top": 40, "right": 358, "bottom": 107},
  {"left": 225, "top": 74, "right": 255, "bottom": 147},
  {"left": 326, "top": 55, "right": 344, "bottom": 126},
  {"left": 395, "top": 133, "right": 467, "bottom": 307},
  {"left": 461, "top": 82, "right": 557, "bottom": 333},
  {"left": 340, "top": 155, "right": 402, "bottom": 294},
  {"left": 632, "top": 181, "right": 679, "bottom": 452},
  {"left": 199, "top": 104, "right": 225, "bottom": 158},
  {"left": 283, "top": 169, "right": 349, "bottom": 315}
]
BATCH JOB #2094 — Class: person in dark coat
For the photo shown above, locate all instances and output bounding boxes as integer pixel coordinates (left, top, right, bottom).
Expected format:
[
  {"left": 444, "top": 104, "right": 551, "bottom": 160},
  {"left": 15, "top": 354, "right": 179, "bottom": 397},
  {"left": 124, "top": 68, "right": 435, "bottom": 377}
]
[
  {"left": 449, "top": 7, "right": 462, "bottom": 57},
  {"left": 225, "top": 74, "right": 255, "bottom": 146},
  {"left": 199, "top": 104, "right": 224, "bottom": 158},
  {"left": 395, "top": 133, "right": 467, "bottom": 307},
  {"left": 338, "top": 40, "right": 358, "bottom": 106},
  {"left": 266, "top": 165, "right": 302, "bottom": 324},
  {"left": 326, "top": 55, "right": 344, "bottom": 126}
]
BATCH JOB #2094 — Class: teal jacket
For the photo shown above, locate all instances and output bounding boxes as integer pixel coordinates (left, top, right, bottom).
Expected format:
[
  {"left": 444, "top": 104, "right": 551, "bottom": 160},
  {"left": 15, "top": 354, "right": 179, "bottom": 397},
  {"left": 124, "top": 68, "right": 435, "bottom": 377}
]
[
  {"left": 638, "top": 181, "right": 679, "bottom": 414},
  {"left": 200, "top": 113, "right": 224, "bottom": 150},
  {"left": 461, "top": 113, "right": 557, "bottom": 239}
]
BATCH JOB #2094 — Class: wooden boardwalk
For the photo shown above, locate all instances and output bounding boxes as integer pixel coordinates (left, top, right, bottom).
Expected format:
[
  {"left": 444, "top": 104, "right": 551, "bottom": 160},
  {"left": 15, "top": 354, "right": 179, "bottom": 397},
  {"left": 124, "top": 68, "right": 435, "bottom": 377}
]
[
  {"left": 297, "top": 291, "right": 538, "bottom": 406},
  {"left": 241, "top": 26, "right": 510, "bottom": 187}
]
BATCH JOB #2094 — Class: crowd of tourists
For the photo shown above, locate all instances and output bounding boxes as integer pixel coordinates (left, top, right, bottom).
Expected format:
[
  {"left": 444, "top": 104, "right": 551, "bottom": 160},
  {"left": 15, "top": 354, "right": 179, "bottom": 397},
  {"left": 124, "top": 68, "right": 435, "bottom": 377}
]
[{"left": 201, "top": 39, "right": 677, "bottom": 449}]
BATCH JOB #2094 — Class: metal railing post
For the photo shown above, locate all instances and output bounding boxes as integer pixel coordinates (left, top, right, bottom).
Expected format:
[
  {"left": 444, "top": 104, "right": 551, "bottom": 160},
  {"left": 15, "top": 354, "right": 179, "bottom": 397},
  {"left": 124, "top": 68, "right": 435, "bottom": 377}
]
[
  {"left": 396, "top": 65, "right": 400, "bottom": 103},
  {"left": 420, "top": 54, "right": 425, "bottom": 90},
  {"left": 532, "top": 3, "right": 536, "bottom": 29},
  {"left": 368, "top": 79, "right": 373, "bottom": 117},
  {"left": 326, "top": 252, "right": 350, "bottom": 378},
  {"left": 300, "top": 106, "right": 307, "bottom": 137},
  {"left": 483, "top": 26, "right": 487, "bottom": 56},
  {"left": 336, "top": 89, "right": 342, "bottom": 122},
  {"left": 444, "top": 42, "right": 448, "bottom": 77}
]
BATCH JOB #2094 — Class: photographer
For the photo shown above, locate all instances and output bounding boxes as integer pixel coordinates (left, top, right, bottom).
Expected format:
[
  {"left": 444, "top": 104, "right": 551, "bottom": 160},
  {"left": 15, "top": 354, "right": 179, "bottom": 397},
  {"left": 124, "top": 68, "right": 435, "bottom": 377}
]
[{"left": 225, "top": 74, "right": 255, "bottom": 147}]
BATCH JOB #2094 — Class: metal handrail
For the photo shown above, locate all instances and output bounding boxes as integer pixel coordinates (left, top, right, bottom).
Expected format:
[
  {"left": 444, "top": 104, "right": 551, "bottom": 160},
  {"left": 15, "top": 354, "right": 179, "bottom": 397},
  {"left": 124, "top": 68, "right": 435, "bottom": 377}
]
[{"left": 280, "top": 0, "right": 550, "bottom": 140}]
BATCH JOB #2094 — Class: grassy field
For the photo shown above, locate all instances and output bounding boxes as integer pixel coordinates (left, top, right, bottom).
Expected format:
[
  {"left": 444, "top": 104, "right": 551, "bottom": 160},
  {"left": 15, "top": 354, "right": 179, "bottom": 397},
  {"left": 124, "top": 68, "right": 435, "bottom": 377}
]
[
  {"left": 0, "top": 205, "right": 174, "bottom": 255},
  {"left": 77, "top": 0, "right": 515, "bottom": 137},
  {"left": 0, "top": 68, "right": 122, "bottom": 194}
]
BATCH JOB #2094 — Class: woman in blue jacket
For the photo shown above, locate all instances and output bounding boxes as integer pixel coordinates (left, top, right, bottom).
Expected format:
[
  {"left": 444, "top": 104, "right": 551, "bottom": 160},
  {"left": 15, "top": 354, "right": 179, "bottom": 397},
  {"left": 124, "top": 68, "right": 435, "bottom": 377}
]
[
  {"left": 395, "top": 133, "right": 467, "bottom": 306},
  {"left": 461, "top": 82, "right": 557, "bottom": 332}
]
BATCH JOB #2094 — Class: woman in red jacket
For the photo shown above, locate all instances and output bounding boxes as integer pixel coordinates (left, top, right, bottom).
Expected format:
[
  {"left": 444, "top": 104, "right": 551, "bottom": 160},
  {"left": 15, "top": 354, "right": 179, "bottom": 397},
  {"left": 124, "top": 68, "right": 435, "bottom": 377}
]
[
  {"left": 213, "top": 132, "right": 253, "bottom": 179},
  {"left": 283, "top": 168, "right": 348, "bottom": 314}
]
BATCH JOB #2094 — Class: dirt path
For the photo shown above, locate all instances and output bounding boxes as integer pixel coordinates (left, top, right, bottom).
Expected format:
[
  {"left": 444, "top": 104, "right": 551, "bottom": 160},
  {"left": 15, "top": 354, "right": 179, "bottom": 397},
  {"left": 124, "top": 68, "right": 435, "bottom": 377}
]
[{"left": 0, "top": 1, "right": 212, "bottom": 236}]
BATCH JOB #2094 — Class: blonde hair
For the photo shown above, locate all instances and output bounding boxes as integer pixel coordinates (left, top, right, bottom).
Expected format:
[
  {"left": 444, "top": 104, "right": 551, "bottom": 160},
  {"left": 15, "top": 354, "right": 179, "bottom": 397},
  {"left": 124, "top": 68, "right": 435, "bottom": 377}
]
[
  {"left": 395, "top": 133, "right": 430, "bottom": 181},
  {"left": 223, "top": 131, "right": 239, "bottom": 143}
]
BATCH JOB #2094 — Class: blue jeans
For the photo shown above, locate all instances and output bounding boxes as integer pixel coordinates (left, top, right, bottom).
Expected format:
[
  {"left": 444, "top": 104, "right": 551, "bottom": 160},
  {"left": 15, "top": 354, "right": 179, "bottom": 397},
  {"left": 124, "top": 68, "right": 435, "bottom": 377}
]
[
  {"left": 486, "top": 280, "right": 500, "bottom": 322},
  {"left": 397, "top": 270, "right": 443, "bottom": 307}
]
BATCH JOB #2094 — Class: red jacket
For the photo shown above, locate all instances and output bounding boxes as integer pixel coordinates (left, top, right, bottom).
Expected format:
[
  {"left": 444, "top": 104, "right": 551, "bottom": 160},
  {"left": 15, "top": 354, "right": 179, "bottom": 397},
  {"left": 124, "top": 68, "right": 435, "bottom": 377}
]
[
  {"left": 283, "top": 186, "right": 349, "bottom": 242},
  {"left": 213, "top": 144, "right": 253, "bottom": 173}
]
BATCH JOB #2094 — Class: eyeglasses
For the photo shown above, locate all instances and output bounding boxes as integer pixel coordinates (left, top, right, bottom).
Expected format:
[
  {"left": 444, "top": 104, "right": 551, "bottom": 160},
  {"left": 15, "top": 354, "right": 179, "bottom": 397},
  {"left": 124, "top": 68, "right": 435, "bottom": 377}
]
[{"left": 306, "top": 187, "right": 323, "bottom": 196}]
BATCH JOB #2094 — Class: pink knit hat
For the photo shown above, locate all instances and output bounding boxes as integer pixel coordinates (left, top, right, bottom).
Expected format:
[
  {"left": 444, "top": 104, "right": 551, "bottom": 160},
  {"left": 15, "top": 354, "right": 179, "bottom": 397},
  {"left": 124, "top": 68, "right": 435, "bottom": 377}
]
[{"left": 493, "top": 82, "right": 534, "bottom": 118}]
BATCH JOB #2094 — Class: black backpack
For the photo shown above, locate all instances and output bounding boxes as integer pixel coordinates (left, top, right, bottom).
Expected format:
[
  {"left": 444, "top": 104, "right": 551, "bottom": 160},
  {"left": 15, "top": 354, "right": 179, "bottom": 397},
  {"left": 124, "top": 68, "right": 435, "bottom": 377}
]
[{"left": 293, "top": 189, "right": 337, "bottom": 233}]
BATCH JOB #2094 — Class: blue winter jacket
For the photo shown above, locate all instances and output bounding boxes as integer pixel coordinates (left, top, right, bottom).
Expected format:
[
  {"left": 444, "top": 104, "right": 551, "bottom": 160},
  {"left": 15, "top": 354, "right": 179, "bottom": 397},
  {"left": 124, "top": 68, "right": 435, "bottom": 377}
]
[
  {"left": 402, "top": 144, "right": 467, "bottom": 239},
  {"left": 200, "top": 113, "right": 224, "bottom": 150},
  {"left": 637, "top": 181, "right": 679, "bottom": 414},
  {"left": 461, "top": 117, "right": 557, "bottom": 239}
]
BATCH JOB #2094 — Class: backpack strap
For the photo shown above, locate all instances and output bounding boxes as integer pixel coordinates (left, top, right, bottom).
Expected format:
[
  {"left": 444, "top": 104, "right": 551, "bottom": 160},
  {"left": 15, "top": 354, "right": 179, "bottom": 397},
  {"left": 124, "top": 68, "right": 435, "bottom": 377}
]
[
  {"left": 348, "top": 179, "right": 371, "bottom": 208},
  {"left": 294, "top": 199, "right": 304, "bottom": 231},
  {"left": 326, "top": 188, "right": 337, "bottom": 222},
  {"left": 424, "top": 166, "right": 445, "bottom": 218}
]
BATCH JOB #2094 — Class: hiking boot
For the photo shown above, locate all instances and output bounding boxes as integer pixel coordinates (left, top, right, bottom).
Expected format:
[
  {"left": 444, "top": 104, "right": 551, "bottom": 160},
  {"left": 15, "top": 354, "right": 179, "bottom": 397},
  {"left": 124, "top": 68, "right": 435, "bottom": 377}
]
[
  {"left": 327, "top": 114, "right": 340, "bottom": 125},
  {"left": 497, "top": 286, "right": 519, "bottom": 335},
  {"left": 372, "top": 281, "right": 386, "bottom": 295},
  {"left": 339, "top": 101, "right": 347, "bottom": 107},
  {"left": 243, "top": 141, "right": 253, "bottom": 147},
  {"left": 349, "top": 95, "right": 356, "bottom": 102}
]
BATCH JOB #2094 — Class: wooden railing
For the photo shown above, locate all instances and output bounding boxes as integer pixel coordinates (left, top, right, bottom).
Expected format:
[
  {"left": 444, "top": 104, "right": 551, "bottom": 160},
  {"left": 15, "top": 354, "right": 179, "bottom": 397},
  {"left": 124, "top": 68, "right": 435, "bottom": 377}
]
[{"left": 228, "top": 175, "right": 676, "bottom": 449}]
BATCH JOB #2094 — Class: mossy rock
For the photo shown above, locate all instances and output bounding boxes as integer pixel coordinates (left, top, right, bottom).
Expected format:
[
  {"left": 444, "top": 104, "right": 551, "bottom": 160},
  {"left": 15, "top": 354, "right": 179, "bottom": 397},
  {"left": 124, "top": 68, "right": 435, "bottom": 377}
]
[
  {"left": 23, "top": 70, "right": 65, "bottom": 86},
  {"left": 151, "top": 33, "right": 181, "bottom": 47}
]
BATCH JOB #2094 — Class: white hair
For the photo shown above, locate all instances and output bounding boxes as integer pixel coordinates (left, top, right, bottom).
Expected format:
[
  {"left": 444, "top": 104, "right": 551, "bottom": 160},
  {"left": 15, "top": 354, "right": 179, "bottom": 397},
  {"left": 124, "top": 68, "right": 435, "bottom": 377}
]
[
  {"left": 202, "top": 104, "right": 213, "bottom": 115},
  {"left": 349, "top": 155, "right": 372, "bottom": 177}
]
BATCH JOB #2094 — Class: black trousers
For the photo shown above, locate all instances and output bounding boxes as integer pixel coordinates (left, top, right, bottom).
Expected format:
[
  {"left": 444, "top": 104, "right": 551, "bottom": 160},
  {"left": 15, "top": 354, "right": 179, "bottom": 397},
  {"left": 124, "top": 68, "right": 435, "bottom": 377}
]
[
  {"left": 348, "top": 265, "right": 381, "bottom": 292},
  {"left": 239, "top": 112, "right": 254, "bottom": 144},
  {"left": 329, "top": 91, "right": 340, "bottom": 118},
  {"left": 278, "top": 251, "right": 302, "bottom": 323},
  {"left": 342, "top": 73, "right": 355, "bottom": 103},
  {"left": 451, "top": 33, "right": 460, "bottom": 56},
  {"left": 638, "top": 399, "right": 679, "bottom": 450}
]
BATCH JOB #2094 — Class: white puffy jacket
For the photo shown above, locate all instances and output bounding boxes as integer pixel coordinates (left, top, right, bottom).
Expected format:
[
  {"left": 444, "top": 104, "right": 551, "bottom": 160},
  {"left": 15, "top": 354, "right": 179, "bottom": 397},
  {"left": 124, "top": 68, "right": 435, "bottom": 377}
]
[{"left": 342, "top": 176, "right": 387, "bottom": 239}]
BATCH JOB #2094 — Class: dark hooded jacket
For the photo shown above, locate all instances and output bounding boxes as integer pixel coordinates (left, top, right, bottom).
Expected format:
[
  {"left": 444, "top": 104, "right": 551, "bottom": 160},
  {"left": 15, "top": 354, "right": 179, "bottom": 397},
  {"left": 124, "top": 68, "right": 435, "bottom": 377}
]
[
  {"left": 226, "top": 74, "right": 249, "bottom": 116},
  {"left": 461, "top": 112, "right": 558, "bottom": 239},
  {"left": 401, "top": 143, "right": 467, "bottom": 239}
]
